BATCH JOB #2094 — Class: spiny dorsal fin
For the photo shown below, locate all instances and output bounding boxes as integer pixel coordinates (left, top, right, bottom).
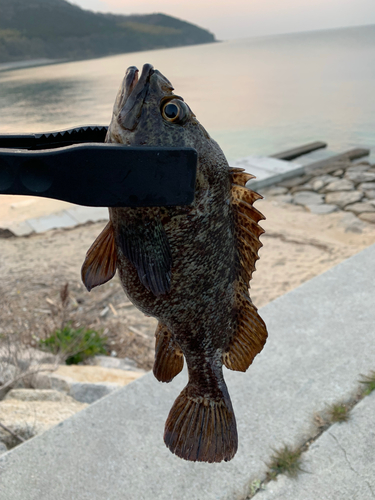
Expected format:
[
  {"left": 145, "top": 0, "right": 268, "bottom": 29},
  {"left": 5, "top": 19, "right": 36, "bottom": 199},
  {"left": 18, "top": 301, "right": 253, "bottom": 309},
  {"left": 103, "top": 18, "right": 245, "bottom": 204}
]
[
  {"left": 153, "top": 322, "right": 184, "bottom": 383},
  {"left": 81, "top": 221, "right": 117, "bottom": 292},
  {"left": 224, "top": 169, "right": 268, "bottom": 372}
]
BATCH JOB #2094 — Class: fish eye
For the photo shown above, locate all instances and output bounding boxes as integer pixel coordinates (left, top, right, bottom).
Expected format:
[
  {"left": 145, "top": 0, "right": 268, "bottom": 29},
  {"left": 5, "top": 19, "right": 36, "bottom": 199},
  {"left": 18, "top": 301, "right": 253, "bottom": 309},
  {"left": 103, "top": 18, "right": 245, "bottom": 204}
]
[
  {"left": 161, "top": 99, "right": 188, "bottom": 124},
  {"left": 164, "top": 103, "right": 179, "bottom": 119}
]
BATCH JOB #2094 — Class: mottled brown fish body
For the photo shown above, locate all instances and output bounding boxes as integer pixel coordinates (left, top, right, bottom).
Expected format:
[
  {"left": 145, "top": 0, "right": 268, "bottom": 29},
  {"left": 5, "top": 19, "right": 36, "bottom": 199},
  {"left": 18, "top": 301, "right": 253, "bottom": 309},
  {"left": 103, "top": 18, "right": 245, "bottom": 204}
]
[{"left": 82, "top": 64, "right": 267, "bottom": 463}]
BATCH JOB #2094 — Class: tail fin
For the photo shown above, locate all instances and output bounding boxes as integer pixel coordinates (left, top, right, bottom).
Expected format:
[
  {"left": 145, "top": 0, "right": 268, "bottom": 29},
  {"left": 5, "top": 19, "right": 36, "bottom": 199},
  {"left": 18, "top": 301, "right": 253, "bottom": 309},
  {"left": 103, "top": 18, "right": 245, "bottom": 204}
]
[{"left": 164, "top": 384, "right": 238, "bottom": 463}]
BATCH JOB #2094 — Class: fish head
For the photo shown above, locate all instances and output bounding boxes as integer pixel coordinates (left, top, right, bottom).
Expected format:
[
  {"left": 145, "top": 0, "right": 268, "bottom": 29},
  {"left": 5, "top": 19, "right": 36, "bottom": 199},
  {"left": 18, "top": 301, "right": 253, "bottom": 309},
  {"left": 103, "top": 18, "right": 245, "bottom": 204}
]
[{"left": 107, "top": 63, "right": 210, "bottom": 148}]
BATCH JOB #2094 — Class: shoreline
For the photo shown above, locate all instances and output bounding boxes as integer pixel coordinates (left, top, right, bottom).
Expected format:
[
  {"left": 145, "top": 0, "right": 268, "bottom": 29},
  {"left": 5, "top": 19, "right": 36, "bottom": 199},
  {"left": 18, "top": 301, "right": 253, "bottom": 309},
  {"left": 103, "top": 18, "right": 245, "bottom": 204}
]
[{"left": 0, "top": 58, "right": 66, "bottom": 73}]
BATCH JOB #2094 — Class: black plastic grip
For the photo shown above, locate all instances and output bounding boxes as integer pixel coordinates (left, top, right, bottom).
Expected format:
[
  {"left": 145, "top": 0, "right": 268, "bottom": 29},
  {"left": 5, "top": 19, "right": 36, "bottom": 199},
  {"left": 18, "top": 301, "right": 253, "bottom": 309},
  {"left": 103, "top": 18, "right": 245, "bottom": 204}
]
[{"left": 0, "top": 143, "right": 197, "bottom": 207}]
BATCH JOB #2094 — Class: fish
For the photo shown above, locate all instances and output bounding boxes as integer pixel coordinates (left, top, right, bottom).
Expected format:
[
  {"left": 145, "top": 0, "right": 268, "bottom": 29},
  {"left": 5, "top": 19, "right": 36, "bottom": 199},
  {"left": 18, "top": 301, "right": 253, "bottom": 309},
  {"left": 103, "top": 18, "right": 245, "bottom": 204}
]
[{"left": 81, "top": 63, "right": 268, "bottom": 463}]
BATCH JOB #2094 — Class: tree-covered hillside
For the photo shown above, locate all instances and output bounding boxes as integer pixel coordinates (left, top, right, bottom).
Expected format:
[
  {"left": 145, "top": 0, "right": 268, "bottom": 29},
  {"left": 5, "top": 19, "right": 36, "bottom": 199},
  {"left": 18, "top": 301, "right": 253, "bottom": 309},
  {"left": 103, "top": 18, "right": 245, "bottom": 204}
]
[{"left": 0, "top": 0, "right": 216, "bottom": 63}]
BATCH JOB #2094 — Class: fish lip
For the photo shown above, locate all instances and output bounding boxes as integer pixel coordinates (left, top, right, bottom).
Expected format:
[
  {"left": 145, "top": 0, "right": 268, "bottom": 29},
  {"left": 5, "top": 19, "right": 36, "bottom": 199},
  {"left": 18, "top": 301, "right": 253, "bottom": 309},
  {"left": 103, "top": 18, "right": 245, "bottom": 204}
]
[{"left": 118, "top": 63, "right": 154, "bottom": 130}]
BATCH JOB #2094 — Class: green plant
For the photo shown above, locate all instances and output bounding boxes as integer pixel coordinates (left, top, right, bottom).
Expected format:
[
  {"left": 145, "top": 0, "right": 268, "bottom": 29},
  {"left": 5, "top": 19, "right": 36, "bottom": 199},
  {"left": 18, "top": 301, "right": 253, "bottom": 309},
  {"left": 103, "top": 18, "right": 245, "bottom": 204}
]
[
  {"left": 359, "top": 370, "right": 375, "bottom": 396},
  {"left": 39, "top": 324, "right": 107, "bottom": 365},
  {"left": 266, "top": 445, "right": 304, "bottom": 480},
  {"left": 326, "top": 403, "right": 350, "bottom": 423}
]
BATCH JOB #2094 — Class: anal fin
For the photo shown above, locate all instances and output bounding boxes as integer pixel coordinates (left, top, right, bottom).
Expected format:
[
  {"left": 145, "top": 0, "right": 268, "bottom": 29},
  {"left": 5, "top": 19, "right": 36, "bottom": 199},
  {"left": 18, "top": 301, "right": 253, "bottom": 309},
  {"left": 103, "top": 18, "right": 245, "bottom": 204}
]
[
  {"left": 153, "top": 323, "right": 184, "bottom": 383},
  {"left": 223, "top": 293, "right": 267, "bottom": 372}
]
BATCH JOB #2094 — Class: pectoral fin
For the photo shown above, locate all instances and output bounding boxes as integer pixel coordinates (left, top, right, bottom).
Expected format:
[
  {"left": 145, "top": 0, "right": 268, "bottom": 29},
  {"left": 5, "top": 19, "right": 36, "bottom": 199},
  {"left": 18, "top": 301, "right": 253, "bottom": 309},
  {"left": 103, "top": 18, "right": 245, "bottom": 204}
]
[
  {"left": 81, "top": 221, "right": 117, "bottom": 291},
  {"left": 116, "top": 217, "right": 172, "bottom": 296}
]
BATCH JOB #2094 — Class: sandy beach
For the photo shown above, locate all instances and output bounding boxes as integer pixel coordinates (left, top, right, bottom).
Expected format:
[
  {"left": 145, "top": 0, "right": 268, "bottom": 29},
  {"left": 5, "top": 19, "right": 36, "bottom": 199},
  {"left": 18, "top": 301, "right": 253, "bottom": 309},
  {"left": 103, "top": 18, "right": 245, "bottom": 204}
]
[{"left": 1, "top": 192, "right": 375, "bottom": 370}]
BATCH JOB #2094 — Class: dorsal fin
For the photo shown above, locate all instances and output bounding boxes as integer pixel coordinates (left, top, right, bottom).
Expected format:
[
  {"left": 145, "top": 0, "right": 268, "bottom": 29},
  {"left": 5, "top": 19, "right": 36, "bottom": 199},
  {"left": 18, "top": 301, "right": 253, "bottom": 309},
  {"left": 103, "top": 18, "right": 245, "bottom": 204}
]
[
  {"left": 223, "top": 168, "right": 268, "bottom": 372},
  {"left": 81, "top": 221, "right": 117, "bottom": 292}
]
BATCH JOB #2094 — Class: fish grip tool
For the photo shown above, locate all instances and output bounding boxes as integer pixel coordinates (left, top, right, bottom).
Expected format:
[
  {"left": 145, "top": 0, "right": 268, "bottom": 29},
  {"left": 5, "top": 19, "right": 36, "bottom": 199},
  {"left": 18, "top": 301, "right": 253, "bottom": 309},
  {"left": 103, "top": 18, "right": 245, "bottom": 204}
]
[{"left": 0, "top": 125, "right": 197, "bottom": 207}]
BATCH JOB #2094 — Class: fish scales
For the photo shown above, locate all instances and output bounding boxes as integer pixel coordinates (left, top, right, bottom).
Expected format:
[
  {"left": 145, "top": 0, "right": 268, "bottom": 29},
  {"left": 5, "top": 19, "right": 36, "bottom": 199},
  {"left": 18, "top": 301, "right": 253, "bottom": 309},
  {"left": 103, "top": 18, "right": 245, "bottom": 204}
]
[{"left": 81, "top": 63, "right": 268, "bottom": 463}]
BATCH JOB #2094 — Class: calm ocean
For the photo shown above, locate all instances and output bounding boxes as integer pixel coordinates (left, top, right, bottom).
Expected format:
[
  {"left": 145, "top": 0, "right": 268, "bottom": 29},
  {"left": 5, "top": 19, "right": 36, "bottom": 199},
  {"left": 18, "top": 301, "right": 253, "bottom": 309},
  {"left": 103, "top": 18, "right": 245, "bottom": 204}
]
[{"left": 1, "top": 24, "right": 375, "bottom": 161}]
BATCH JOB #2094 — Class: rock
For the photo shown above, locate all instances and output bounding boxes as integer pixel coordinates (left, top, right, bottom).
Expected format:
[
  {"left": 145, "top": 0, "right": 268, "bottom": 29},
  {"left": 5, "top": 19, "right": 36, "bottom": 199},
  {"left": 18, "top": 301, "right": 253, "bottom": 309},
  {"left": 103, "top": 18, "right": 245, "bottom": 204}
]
[
  {"left": 0, "top": 363, "right": 18, "bottom": 386},
  {"left": 92, "top": 355, "right": 145, "bottom": 373},
  {"left": 293, "top": 191, "right": 324, "bottom": 206},
  {"left": 0, "top": 344, "right": 58, "bottom": 371},
  {"left": 358, "top": 212, "right": 375, "bottom": 224},
  {"left": 311, "top": 174, "right": 336, "bottom": 191},
  {"left": 264, "top": 186, "right": 288, "bottom": 196},
  {"left": 332, "top": 169, "right": 344, "bottom": 176},
  {"left": 345, "top": 171, "right": 375, "bottom": 184},
  {"left": 272, "top": 194, "right": 293, "bottom": 204},
  {"left": 33, "top": 364, "right": 145, "bottom": 403},
  {"left": 323, "top": 179, "right": 354, "bottom": 192},
  {"left": 4, "top": 389, "right": 70, "bottom": 402},
  {"left": 358, "top": 182, "right": 375, "bottom": 191},
  {"left": 69, "top": 382, "right": 120, "bottom": 404},
  {"left": 0, "top": 441, "right": 8, "bottom": 455},
  {"left": 278, "top": 175, "right": 312, "bottom": 188},
  {"left": 346, "top": 162, "right": 371, "bottom": 172},
  {"left": 325, "top": 190, "right": 363, "bottom": 208},
  {"left": 364, "top": 190, "right": 375, "bottom": 199},
  {"left": 307, "top": 204, "right": 339, "bottom": 214},
  {"left": 339, "top": 212, "right": 364, "bottom": 233},
  {"left": 0, "top": 393, "right": 87, "bottom": 448},
  {"left": 290, "top": 183, "right": 314, "bottom": 193},
  {"left": 345, "top": 203, "right": 375, "bottom": 214}
]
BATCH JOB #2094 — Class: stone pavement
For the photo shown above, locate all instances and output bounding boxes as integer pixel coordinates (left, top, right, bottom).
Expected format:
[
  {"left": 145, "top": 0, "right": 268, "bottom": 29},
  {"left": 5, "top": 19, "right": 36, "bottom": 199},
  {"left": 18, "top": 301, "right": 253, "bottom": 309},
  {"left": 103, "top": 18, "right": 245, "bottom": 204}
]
[{"left": 1, "top": 238, "right": 375, "bottom": 499}]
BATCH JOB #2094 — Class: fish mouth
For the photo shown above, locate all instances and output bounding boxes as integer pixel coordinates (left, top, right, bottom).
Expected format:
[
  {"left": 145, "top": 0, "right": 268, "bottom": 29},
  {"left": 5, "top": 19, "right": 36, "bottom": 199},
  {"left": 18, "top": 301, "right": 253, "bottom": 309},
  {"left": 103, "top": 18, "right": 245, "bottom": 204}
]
[{"left": 118, "top": 63, "right": 154, "bottom": 131}]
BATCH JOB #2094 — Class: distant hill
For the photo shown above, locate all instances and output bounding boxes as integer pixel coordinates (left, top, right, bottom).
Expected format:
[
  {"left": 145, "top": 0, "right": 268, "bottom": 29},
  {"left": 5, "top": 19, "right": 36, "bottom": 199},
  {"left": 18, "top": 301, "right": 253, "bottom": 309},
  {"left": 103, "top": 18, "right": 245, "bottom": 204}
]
[{"left": 0, "top": 0, "right": 216, "bottom": 63}]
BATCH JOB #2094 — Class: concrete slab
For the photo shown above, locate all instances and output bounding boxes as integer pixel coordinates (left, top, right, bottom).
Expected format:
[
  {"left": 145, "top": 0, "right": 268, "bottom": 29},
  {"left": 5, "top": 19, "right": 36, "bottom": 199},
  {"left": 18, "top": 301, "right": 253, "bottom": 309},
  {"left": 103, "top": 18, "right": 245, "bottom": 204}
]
[
  {"left": 65, "top": 207, "right": 109, "bottom": 225},
  {"left": 259, "top": 392, "right": 375, "bottom": 499},
  {"left": 1, "top": 244, "right": 375, "bottom": 499},
  {"left": 27, "top": 211, "right": 78, "bottom": 233},
  {"left": 5, "top": 220, "right": 34, "bottom": 236},
  {"left": 230, "top": 156, "right": 304, "bottom": 191}
]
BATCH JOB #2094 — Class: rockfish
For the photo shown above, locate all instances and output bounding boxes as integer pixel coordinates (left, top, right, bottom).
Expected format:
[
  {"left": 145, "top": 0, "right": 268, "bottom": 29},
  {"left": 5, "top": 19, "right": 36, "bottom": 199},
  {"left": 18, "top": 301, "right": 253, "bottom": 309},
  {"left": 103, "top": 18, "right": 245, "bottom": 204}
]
[{"left": 82, "top": 63, "right": 267, "bottom": 463}]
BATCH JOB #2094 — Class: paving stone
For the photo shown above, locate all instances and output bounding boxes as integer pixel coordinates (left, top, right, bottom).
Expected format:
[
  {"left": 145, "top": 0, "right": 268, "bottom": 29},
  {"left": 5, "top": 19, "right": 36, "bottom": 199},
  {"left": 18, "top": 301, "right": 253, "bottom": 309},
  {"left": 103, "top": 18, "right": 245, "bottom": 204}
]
[
  {"left": 323, "top": 178, "right": 354, "bottom": 192},
  {"left": 325, "top": 190, "right": 363, "bottom": 208},
  {"left": 27, "top": 211, "right": 78, "bottom": 233},
  {"left": 2, "top": 244, "right": 375, "bottom": 499},
  {"left": 344, "top": 202, "right": 375, "bottom": 214},
  {"left": 345, "top": 171, "right": 375, "bottom": 184},
  {"left": 258, "top": 393, "right": 375, "bottom": 500},
  {"left": 358, "top": 212, "right": 375, "bottom": 224},
  {"left": 306, "top": 204, "right": 338, "bottom": 214},
  {"left": 293, "top": 191, "right": 324, "bottom": 206}
]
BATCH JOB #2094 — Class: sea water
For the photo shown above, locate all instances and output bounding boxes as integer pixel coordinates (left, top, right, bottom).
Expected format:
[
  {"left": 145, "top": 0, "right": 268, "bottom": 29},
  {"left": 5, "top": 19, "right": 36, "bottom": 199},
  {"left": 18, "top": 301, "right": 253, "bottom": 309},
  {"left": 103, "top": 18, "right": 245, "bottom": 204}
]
[{"left": 1, "top": 24, "right": 375, "bottom": 161}]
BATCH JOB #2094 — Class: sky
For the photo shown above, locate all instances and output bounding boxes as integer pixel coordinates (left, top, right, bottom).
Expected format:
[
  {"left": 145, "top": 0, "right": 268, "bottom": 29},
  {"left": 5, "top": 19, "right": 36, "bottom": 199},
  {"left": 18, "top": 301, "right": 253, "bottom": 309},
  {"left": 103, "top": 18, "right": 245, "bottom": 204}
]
[{"left": 70, "top": 0, "right": 375, "bottom": 40}]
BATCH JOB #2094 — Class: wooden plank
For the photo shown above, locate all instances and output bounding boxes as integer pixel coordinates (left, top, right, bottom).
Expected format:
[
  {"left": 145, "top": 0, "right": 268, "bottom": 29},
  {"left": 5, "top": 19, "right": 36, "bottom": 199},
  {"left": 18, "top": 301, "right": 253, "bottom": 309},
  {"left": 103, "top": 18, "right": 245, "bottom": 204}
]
[
  {"left": 271, "top": 141, "right": 327, "bottom": 161},
  {"left": 304, "top": 148, "right": 370, "bottom": 175}
]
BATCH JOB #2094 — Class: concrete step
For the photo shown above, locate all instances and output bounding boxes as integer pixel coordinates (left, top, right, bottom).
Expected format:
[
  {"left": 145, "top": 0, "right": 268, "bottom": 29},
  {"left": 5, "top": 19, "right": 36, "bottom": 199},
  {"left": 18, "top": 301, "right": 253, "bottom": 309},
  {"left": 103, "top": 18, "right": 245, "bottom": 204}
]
[{"left": 1, "top": 243, "right": 375, "bottom": 499}]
